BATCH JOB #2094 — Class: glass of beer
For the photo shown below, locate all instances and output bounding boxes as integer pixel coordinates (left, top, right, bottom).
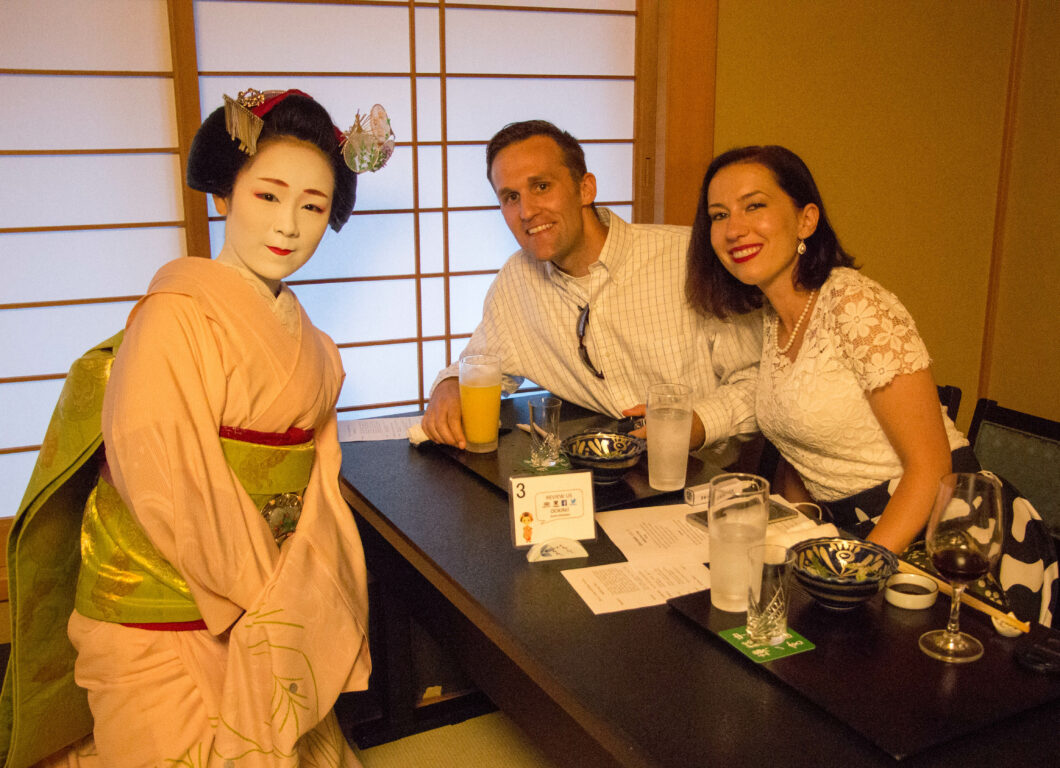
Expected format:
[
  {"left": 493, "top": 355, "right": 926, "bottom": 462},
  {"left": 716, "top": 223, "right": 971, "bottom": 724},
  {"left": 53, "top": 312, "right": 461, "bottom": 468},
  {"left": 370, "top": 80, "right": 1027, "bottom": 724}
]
[{"left": 459, "top": 354, "right": 502, "bottom": 453}]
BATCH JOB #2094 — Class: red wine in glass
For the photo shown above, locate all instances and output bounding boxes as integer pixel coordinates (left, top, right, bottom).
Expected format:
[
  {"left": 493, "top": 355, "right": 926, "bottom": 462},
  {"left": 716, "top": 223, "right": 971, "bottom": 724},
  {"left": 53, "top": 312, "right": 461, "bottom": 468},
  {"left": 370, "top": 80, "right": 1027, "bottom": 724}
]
[
  {"left": 931, "top": 547, "right": 990, "bottom": 583},
  {"left": 919, "top": 473, "right": 1003, "bottom": 664}
]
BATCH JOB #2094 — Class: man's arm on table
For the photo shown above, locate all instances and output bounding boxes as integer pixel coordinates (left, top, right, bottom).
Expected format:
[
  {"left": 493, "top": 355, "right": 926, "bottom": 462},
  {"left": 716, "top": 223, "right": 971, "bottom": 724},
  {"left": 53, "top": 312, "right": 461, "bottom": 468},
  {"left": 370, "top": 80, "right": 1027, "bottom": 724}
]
[
  {"left": 422, "top": 376, "right": 466, "bottom": 448},
  {"left": 694, "top": 311, "right": 763, "bottom": 450},
  {"left": 623, "top": 311, "right": 762, "bottom": 454}
]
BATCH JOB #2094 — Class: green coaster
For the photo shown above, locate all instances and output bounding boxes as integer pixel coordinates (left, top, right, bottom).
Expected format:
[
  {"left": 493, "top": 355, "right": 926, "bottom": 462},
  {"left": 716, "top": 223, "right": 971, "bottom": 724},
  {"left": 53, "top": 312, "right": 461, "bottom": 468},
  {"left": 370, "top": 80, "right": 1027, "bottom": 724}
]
[
  {"left": 719, "top": 626, "right": 815, "bottom": 663},
  {"left": 515, "top": 455, "right": 572, "bottom": 474}
]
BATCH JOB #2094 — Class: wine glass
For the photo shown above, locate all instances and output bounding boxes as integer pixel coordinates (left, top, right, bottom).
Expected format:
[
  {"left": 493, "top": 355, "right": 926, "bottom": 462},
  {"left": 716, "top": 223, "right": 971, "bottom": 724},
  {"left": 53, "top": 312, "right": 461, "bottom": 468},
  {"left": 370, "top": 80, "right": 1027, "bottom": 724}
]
[{"left": 918, "top": 472, "right": 1004, "bottom": 663}]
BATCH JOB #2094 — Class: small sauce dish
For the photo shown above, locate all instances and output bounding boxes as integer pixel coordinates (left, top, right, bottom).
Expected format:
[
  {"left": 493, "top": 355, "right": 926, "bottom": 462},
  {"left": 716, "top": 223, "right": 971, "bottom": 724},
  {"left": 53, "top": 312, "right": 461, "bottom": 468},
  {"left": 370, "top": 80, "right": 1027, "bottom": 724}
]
[{"left": 884, "top": 573, "right": 939, "bottom": 610}]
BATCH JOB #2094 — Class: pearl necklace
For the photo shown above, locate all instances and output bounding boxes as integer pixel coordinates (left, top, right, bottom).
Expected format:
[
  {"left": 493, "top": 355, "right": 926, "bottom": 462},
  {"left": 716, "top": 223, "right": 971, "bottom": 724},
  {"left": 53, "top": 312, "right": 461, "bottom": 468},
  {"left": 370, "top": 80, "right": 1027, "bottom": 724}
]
[{"left": 776, "top": 290, "right": 816, "bottom": 355}]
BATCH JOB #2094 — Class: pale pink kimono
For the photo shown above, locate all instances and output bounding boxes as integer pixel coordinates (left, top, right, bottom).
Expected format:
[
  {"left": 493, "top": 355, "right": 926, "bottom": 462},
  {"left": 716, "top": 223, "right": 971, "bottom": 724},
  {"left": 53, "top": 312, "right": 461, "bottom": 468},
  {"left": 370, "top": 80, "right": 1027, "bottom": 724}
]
[{"left": 57, "top": 258, "right": 370, "bottom": 767}]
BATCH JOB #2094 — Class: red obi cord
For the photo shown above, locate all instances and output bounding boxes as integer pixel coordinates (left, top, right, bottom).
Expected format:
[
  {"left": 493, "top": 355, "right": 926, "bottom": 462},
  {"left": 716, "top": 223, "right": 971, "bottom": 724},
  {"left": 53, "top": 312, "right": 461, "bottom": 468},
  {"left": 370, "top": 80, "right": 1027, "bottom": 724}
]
[
  {"left": 219, "top": 424, "right": 314, "bottom": 445},
  {"left": 123, "top": 620, "right": 208, "bottom": 632}
]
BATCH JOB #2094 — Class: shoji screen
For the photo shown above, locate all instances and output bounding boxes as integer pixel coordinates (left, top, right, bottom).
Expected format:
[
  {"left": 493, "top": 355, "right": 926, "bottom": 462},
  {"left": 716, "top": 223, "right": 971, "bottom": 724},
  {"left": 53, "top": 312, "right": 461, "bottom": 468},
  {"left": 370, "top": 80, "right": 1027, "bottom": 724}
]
[
  {"left": 0, "top": 0, "right": 183, "bottom": 514},
  {"left": 0, "top": 0, "right": 637, "bottom": 515}
]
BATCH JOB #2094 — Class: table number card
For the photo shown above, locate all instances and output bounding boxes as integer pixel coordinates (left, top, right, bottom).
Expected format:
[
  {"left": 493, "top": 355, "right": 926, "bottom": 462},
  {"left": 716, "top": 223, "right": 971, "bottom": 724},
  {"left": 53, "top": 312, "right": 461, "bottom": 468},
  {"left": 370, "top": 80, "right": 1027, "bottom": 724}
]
[{"left": 509, "top": 470, "right": 596, "bottom": 548}]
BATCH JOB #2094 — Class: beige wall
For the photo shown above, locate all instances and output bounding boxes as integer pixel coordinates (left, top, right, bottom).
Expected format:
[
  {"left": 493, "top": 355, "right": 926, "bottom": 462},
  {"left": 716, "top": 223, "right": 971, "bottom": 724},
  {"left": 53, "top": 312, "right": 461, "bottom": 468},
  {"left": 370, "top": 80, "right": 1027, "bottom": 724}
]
[
  {"left": 991, "top": 0, "right": 1060, "bottom": 421},
  {"left": 699, "top": 0, "right": 1057, "bottom": 428}
]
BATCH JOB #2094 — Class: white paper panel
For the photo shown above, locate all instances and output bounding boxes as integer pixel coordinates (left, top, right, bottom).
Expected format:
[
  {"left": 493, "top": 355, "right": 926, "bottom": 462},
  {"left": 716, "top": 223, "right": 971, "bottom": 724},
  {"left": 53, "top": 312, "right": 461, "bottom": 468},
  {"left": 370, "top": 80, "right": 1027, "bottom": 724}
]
[
  {"left": 197, "top": 76, "right": 412, "bottom": 153},
  {"left": 3, "top": 229, "right": 185, "bottom": 304},
  {"left": 476, "top": 0, "right": 634, "bottom": 8},
  {"left": 0, "top": 302, "right": 135, "bottom": 380},
  {"left": 422, "top": 340, "right": 449, "bottom": 386},
  {"left": 295, "top": 281, "right": 419, "bottom": 345},
  {"left": 448, "top": 210, "right": 518, "bottom": 272},
  {"left": 419, "top": 213, "right": 445, "bottom": 274},
  {"left": 195, "top": 2, "right": 409, "bottom": 72},
  {"left": 1, "top": 379, "right": 63, "bottom": 449},
  {"left": 449, "top": 274, "right": 495, "bottom": 335},
  {"left": 0, "top": 452, "right": 38, "bottom": 518},
  {"left": 0, "top": 155, "right": 182, "bottom": 229},
  {"left": 414, "top": 78, "right": 443, "bottom": 142},
  {"left": 446, "top": 9, "right": 635, "bottom": 76},
  {"left": 421, "top": 277, "right": 446, "bottom": 337},
  {"left": 310, "top": 213, "right": 416, "bottom": 279},
  {"left": 0, "top": 76, "right": 176, "bottom": 150},
  {"left": 584, "top": 142, "right": 634, "bottom": 202},
  {"left": 446, "top": 79, "right": 634, "bottom": 142},
  {"left": 0, "top": 0, "right": 171, "bottom": 71},
  {"left": 337, "top": 343, "right": 420, "bottom": 407},
  {"left": 447, "top": 144, "right": 496, "bottom": 208},
  {"left": 416, "top": 146, "right": 444, "bottom": 210},
  {"left": 414, "top": 8, "right": 441, "bottom": 73}
]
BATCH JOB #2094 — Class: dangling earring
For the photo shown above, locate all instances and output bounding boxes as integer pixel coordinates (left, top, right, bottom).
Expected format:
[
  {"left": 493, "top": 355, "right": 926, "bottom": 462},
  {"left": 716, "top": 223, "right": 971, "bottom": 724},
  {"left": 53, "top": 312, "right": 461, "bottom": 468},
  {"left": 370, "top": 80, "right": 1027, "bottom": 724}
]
[{"left": 796, "top": 239, "right": 807, "bottom": 256}]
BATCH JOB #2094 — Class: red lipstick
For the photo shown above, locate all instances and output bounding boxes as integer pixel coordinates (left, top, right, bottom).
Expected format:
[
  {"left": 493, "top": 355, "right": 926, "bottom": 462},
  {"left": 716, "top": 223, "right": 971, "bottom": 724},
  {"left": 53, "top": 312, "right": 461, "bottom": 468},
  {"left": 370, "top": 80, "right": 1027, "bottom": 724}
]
[{"left": 268, "top": 246, "right": 293, "bottom": 256}]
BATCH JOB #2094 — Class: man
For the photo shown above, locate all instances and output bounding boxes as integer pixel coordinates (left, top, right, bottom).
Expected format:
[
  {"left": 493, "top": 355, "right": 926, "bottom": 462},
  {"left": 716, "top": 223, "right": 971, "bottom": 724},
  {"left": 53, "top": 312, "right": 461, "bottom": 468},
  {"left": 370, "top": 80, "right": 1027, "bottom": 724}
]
[{"left": 421, "top": 119, "right": 760, "bottom": 458}]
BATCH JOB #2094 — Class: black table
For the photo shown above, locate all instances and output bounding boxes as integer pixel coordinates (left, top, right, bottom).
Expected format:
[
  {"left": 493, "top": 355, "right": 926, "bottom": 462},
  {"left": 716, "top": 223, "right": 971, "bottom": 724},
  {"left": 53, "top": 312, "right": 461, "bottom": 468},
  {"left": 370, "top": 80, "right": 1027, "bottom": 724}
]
[{"left": 340, "top": 419, "right": 1060, "bottom": 768}]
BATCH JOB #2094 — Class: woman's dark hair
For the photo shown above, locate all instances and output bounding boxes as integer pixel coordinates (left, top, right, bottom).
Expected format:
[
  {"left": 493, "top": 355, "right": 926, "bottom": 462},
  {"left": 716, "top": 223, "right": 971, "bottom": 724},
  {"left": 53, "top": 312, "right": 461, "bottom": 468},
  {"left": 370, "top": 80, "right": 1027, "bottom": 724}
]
[
  {"left": 686, "top": 145, "right": 854, "bottom": 318},
  {"left": 186, "top": 93, "right": 357, "bottom": 232}
]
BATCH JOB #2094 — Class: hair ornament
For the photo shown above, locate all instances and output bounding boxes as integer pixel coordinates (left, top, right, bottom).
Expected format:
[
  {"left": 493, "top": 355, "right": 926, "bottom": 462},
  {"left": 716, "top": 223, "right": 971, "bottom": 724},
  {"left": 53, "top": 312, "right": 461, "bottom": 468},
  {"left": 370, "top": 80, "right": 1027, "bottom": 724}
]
[
  {"left": 223, "top": 88, "right": 314, "bottom": 155},
  {"left": 340, "top": 104, "right": 395, "bottom": 174}
]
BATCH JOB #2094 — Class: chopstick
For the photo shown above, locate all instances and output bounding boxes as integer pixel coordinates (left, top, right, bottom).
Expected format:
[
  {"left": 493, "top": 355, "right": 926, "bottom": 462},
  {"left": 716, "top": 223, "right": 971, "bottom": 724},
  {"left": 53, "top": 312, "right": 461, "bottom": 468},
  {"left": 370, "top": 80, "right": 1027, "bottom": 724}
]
[{"left": 897, "top": 559, "right": 1030, "bottom": 634}]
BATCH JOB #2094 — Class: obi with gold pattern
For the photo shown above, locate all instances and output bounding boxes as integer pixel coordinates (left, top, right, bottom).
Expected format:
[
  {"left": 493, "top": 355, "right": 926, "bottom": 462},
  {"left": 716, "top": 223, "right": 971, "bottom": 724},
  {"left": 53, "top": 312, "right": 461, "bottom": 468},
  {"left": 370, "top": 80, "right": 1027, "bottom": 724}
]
[{"left": 74, "top": 430, "right": 315, "bottom": 625}]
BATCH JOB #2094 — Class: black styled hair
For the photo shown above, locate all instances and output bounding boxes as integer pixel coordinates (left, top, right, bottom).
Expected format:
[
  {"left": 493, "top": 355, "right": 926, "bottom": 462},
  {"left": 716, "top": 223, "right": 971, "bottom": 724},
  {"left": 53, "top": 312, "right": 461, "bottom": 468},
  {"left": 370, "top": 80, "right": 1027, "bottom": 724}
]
[
  {"left": 485, "top": 119, "right": 588, "bottom": 186},
  {"left": 686, "top": 145, "right": 855, "bottom": 318},
  {"left": 186, "top": 93, "right": 357, "bottom": 232}
]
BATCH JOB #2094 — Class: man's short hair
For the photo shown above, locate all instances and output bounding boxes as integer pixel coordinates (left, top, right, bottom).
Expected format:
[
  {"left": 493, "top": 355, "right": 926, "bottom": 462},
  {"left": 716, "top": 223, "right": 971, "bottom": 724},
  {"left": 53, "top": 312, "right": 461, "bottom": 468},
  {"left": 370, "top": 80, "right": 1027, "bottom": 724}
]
[{"left": 486, "top": 120, "right": 588, "bottom": 185}]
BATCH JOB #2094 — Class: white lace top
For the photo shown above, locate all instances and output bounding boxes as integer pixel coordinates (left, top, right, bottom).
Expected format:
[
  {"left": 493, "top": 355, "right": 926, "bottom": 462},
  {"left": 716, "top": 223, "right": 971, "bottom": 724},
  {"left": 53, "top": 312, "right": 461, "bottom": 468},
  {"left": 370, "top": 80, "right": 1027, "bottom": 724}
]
[{"left": 757, "top": 268, "right": 967, "bottom": 501}]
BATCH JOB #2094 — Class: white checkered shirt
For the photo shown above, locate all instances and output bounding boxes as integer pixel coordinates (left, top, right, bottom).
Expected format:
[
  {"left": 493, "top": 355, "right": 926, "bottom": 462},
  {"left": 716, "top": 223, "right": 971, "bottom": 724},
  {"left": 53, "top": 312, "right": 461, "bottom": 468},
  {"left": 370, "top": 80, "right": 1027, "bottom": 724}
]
[{"left": 433, "top": 209, "right": 762, "bottom": 450}]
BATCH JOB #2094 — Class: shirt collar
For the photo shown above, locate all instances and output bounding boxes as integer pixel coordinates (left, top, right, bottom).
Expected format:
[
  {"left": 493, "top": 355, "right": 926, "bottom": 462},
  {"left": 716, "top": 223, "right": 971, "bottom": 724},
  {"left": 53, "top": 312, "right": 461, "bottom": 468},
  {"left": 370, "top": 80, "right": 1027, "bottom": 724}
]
[{"left": 544, "top": 207, "right": 631, "bottom": 286}]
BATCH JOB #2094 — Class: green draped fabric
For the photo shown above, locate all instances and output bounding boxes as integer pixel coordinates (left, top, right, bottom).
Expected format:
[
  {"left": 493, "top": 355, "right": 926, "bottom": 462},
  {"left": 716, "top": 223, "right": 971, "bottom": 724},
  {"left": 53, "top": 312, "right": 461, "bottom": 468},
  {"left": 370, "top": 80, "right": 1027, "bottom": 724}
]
[{"left": 0, "top": 331, "right": 123, "bottom": 768}]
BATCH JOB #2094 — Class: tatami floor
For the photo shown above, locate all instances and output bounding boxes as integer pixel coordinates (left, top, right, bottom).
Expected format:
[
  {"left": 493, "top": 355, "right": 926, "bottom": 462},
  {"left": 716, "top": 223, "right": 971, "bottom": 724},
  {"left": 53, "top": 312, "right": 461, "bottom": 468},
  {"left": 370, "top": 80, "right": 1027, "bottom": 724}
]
[{"left": 356, "top": 711, "right": 560, "bottom": 768}]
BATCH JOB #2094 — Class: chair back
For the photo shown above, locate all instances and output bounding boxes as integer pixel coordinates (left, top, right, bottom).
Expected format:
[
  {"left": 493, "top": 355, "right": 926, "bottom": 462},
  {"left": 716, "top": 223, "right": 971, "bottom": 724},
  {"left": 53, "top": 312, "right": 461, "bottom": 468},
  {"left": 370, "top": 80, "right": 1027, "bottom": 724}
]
[
  {"left": 936, "top": 384, "right": 962, "bottom": 422},
  {"left": 968, "top": 399, "right": 1060, "bottom": 544}
]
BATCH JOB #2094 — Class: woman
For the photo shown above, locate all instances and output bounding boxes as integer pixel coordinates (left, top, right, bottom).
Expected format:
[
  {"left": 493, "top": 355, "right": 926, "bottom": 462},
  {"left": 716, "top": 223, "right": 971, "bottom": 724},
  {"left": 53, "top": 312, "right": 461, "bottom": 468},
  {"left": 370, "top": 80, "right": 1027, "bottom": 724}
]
[
  {"left": 686, "top": 145, "right": 1056, "bottom": 623},
  {"left": 6, "top": 89, "right": 385, "bottom": 767}
]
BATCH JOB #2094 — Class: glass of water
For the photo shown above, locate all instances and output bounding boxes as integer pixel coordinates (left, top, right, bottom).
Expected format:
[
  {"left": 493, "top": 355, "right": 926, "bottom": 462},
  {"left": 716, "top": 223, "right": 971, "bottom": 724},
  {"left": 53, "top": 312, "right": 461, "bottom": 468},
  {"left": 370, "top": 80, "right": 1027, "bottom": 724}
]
[{"left": 645, "top": 383, "right": 693, "bottom": 491}]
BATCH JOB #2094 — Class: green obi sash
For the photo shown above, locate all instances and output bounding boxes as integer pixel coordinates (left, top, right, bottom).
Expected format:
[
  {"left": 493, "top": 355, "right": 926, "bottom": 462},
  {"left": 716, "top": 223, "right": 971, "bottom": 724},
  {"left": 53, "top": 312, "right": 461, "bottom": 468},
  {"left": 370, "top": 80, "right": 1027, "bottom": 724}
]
[{"left": 74, "top": 437, "right": 315, "bottom": 624}]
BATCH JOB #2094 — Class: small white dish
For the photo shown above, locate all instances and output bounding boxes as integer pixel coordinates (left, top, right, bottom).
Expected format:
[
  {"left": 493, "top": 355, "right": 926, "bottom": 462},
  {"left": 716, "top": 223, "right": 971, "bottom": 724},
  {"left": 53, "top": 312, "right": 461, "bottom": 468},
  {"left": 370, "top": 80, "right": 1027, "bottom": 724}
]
[
  {"left": 990, "top": 614, "right": 1025, "bottom": 638},
  {"left": 527, "top": 537, "right": 588, "bottom": 562},
  {"left": 884, "top": 573, "right": 939, "bottom": 610}
]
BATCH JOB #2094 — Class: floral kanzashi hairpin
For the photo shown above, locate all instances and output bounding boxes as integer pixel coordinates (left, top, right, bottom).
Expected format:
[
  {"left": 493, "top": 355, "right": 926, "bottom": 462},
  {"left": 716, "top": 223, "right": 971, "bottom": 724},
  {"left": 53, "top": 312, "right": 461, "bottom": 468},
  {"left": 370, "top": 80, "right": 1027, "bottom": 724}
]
[{"left": 340, "top": 104, "right": 395, "bottom": 174}]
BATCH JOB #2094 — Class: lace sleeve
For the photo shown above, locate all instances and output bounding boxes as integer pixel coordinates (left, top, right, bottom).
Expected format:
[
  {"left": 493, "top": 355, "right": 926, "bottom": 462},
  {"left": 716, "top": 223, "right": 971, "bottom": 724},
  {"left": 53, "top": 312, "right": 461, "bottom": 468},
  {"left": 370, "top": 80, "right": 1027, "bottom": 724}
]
[{"left": 828, "top": 276, "right": 931, "bottom": 392}]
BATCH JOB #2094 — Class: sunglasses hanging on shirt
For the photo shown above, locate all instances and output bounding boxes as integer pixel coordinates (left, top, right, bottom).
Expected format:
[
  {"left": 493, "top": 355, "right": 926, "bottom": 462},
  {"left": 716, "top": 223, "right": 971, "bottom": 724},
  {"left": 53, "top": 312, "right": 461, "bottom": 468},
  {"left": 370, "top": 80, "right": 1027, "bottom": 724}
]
[{"left": 576, "top": 304, "right": 605, "bottom": 380}]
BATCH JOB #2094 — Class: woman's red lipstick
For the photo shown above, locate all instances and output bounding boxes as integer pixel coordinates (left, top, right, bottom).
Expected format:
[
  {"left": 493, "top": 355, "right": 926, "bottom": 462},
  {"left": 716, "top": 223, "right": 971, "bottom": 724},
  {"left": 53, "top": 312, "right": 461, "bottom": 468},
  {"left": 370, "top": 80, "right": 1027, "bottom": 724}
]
[{"left": 268, "top": 246, "right": 293, "bottom": 256}]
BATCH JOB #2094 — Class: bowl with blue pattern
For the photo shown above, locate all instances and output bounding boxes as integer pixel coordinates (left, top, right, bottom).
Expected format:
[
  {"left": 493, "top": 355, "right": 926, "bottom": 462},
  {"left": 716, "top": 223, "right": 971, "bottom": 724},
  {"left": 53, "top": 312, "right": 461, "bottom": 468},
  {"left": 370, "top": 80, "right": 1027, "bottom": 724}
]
[
  {"left": 560, "top": 431, "right": 646, "bottom": 484},
  {"left": 790, "top": 537, "right": 899, "bottom": 611}
]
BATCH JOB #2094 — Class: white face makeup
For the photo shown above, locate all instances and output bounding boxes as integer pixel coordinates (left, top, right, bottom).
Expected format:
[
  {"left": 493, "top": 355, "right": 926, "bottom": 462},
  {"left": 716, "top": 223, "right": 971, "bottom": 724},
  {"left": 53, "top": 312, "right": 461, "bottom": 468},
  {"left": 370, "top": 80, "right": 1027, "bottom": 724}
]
[{"left": 215, "top": 138, "right": 334, "bottom": 295}]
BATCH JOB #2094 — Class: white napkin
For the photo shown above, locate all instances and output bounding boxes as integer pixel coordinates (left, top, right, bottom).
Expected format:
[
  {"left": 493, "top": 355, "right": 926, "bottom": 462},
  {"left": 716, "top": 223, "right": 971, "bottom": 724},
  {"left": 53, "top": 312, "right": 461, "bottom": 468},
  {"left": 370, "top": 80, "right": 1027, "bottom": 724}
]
[
  {"left": 407, "top": 421, "right": 429, "bottom": 446},
  {"left": 766, "top": 521, "right": 839, "bottom": 550}
]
